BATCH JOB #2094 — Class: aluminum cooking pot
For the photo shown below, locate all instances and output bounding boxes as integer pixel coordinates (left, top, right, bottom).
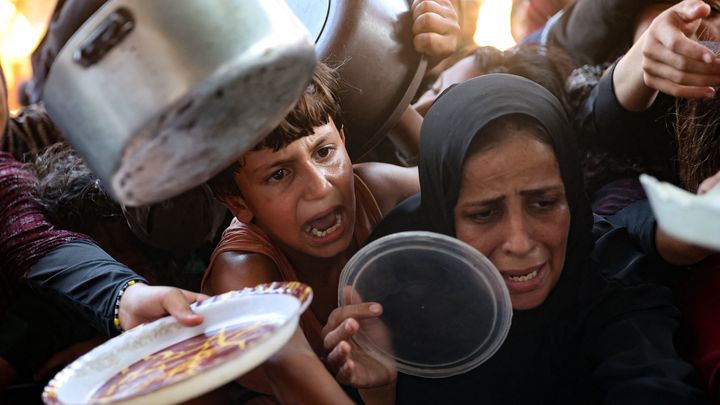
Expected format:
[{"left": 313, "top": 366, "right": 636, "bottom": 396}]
[
  {"left": 285, "top": 0, "right": 427, "bottom": 159},
  {"left": 44, "top": 0, "right": 316, "bottom": 206}
]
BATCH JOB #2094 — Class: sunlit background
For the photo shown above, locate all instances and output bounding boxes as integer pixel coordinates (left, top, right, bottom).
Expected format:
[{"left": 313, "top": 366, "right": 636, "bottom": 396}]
[
  {"left": 474, "top": 0, "right": 516, "bottom": 50},
  {"left": 0, "top": 0, "right": 54, "bottom": 112},
  {"left": 0, "top": 0, "right": 516, "bottom": 112}
]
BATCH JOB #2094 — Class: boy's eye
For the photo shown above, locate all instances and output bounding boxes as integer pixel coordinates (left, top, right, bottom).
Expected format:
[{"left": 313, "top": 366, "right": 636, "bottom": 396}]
[
  {"left": 268, "top": 168, "right": 288, "bottom": 182},
  {"left": 316, "top": 145, "right": 334, "bottom": 159}
]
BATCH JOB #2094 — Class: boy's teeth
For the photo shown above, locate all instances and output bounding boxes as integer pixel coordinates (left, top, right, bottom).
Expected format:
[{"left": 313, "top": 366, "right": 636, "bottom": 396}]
[
  {"left": 508, "top": 269, "right": 538, "bottom": 282},
  {"left": 305, "top": 213, "right": 342, "bottom": 237}
]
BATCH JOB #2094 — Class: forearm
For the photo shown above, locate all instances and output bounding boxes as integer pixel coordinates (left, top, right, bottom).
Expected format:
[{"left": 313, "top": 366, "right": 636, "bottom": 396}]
[
  {"left": 613, "top": 37, "right": 659, "bottom": 112},
  {"left": 263, "top": 330, "right": 352, "bottom": 405},
  {"left": 655, "top": 226, "right": 713, "bottom": 266},
  {"left": 387, "top": 107, "right": 422, "bottom": 165}
]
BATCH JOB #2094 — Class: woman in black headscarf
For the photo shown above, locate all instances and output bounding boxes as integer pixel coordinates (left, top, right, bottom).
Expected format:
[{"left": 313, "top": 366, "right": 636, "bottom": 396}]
[{"left": 324, "top": 73, "right": 707, "bottom": 404}]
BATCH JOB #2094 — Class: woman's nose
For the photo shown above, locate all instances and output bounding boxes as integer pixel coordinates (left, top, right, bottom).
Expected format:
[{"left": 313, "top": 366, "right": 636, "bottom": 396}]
[{"left": 501, "top": 214, "right": 535, "bottom": 257}]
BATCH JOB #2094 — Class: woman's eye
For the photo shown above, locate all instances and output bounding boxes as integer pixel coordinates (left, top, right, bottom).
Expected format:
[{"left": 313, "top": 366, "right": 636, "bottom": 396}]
[
  {"left": 316, "top": 145, "right": 334, "bottom": 159},
  {"left": 532, "top": 199, "right": 558, "bottom": 210},
  {"left": 468, "top": 209, "right": 497, "bottom": 222},
  {"left": 268, "top": 168, "right": 288, "bottom": 182}
]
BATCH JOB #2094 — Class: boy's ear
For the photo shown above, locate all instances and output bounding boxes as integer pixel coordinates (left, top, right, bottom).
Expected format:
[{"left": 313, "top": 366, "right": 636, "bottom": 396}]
[{"left": 218, "top": 195, "right": 254, "bottom": 223}]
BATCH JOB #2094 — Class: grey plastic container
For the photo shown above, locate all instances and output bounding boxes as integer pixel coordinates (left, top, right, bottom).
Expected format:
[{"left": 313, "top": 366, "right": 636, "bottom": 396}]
[{"left": 339, "top": 231, "right": 512, "bottom": 378}]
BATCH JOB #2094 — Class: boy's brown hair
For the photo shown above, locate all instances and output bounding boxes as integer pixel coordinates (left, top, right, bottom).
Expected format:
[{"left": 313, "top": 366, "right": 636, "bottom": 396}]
[{"left": 208, "top": 62, "right": 342, "bottom": 198}]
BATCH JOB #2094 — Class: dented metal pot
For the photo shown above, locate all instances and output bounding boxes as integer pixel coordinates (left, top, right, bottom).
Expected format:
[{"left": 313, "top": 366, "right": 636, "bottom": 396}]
[{"left": 44, "top": 0, "right": 317, "bottom": 206}]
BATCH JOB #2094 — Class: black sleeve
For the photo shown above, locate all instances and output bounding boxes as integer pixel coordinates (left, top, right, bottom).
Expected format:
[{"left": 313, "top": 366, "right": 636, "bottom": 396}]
[
  {"left": 25, "top": 239, "right": 147, "bottom": 337},
  {"left": 606, "top": 200, "right": 660, "bottom": 261},
  {"left": 584, "top": 282, "right": 708, "bottom": 404},
  {"left": 574, "top": 63, "right": 660, "bottom": 152}
]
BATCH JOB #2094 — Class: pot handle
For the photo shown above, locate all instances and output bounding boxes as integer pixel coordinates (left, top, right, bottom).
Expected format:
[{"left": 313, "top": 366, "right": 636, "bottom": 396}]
[{"left": 73, "top": 8, "right": 135, "bottom": 68}]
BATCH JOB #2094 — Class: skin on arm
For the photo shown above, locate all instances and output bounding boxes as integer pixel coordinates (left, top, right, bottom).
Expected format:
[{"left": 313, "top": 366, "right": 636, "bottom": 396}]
[
  {"left": 613, "top": 0, "right": 720, "bottom": 111},
  {"left": 655, "top": 170, "right": 720, "bottom": 266},
  {"left": 386, "top": 107, "right": 424, "bottom": 164},
  {"left": 353, "top": 163, "right": 420, "bottom": 215},
  {"left": 204, "top": 252, "right": 353, "bottom": 404}
]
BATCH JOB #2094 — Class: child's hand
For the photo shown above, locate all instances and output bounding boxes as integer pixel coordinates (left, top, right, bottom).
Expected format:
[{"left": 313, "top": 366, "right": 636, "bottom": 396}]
[
  {"left": 411, "top": 0, "right": 461, "bottom": 68},
  {"left": 639, "top": 0, "right": 720, "bottom": 99},
  {"left": 321, "top": 302, "right": 397, "bottom": 389}
]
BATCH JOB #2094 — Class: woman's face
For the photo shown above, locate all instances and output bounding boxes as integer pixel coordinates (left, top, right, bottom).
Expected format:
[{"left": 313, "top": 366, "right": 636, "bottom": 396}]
[{"left": 453, "top": 131, "right": 570, "bottom": 310}]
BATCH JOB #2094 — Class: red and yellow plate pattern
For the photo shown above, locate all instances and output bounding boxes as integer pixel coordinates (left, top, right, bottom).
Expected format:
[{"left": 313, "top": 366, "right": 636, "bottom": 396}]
[{"left": 43, "top": 282, "right": 312, "bottom": 405}]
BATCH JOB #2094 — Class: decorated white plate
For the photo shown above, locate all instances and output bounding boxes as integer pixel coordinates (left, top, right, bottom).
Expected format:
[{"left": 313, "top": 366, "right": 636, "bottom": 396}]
[
  {"left": 640, "top": 174, "right": 720, "bottom": 250},
  {"left": 43, "top": 282, "right": 312, "bottom": 405}
]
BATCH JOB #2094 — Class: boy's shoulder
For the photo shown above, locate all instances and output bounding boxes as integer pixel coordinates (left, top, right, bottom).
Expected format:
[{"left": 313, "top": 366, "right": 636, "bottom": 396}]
[
  {"left": 203, "top": 250, "right": 282, "bottom": 295},
  {"left": 352, "top": 162, "right": 419, "bottom": 216}
]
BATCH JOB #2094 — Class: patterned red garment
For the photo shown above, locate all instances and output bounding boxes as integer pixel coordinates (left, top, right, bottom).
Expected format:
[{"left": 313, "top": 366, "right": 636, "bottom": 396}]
[
  {"left": 675, "top": 255, "right": 720, "bottom": 401},
  {"left": 0, "top": 151, "right": 86, "bottom": 286}
]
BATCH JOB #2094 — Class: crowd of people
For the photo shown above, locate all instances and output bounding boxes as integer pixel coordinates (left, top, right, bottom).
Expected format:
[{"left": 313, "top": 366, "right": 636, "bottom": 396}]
[{"left": 1, "top": 0, "right": 720, "bottom": 403}]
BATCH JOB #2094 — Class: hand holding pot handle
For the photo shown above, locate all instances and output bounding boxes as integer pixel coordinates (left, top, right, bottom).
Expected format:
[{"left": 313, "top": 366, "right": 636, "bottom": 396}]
[{"left": 411, "top": 0, "right": 461, "bottom": 69}]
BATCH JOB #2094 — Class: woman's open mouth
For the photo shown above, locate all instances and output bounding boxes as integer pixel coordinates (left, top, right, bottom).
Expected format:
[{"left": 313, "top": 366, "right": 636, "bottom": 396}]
[{"left": 501, "top": 263, "right": 547, "bottom": 293}]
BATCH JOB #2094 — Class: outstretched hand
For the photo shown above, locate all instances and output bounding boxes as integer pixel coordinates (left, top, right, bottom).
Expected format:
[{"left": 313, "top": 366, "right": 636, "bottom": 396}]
[
  {"left": 118, "top": 283, "right": 208, "bottom": 331},
  {"left": 411, "top": 0, "right": 461, "bottom": 69},
  {"left": 614, "top": 0, "right": 720, "bottom": 111},
  {"left": 639, "top": 0, "right": 720, "bottom": 99}
]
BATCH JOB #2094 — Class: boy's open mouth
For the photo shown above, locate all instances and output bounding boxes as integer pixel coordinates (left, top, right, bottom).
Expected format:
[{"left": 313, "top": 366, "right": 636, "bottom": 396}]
[{"left": 303, "top": 209, "right": 342, "bottom": 238}]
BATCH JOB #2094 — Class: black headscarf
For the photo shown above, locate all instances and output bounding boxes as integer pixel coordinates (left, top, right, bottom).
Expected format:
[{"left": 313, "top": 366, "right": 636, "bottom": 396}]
[
  {"left": 371, "top": 74, "right": 706, "bottom": 404},
  {"left": 418, "top": 72, "right": 593, "bottom": 272}
]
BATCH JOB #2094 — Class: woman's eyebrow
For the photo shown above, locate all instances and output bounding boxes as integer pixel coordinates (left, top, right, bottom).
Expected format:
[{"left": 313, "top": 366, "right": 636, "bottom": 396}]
[
  {"left": 520, "top": 185, "right": 564, "bottom": 197},
  {"left": 459, "top": 195, "right": 504, "bottom": 207}
]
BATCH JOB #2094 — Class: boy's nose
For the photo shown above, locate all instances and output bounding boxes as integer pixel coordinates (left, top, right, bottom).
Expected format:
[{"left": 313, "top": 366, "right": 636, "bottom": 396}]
[{"left": 305, "top": 165, "right": 333, "bottom": 200}]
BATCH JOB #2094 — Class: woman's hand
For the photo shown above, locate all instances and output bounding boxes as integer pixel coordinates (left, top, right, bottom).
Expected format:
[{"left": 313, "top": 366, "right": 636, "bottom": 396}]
[
  {"left": 411, "top": 0, "right": 461, "bottom": 69},
  {"left": 118, "top": 283, "right": 208, "bottom": 331},
  {"left": 615, "top": 0, "right": 720, "bottom": 111}
]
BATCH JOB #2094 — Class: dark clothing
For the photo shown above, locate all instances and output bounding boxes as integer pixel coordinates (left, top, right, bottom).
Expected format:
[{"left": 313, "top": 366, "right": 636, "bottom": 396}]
[
  {"left": 0, "top": 152, "right": 82, "bottom": 292},
  {"left": 0, "top": 286, "right": 97, "bottom": 377},
  {"left": 26, "top": 240, "right": 146, "bottom": 337},
  {"left": 575, "top": 63, "right": 678, "bottom": 185},
  {"left": 370, "top": 74, "right": 707, "bottom": 404},
  {"left": 546, "top": 0, "right": 666, "bottom": 66},
  {"left": 592, "top": 177, "right": 647, "bottom": 216},
  {"left": 373, "top": 197, "right": 705, "bottom": 404},
  {"left": 675, "top": 255, "right": 720, "bottom": 402}
]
